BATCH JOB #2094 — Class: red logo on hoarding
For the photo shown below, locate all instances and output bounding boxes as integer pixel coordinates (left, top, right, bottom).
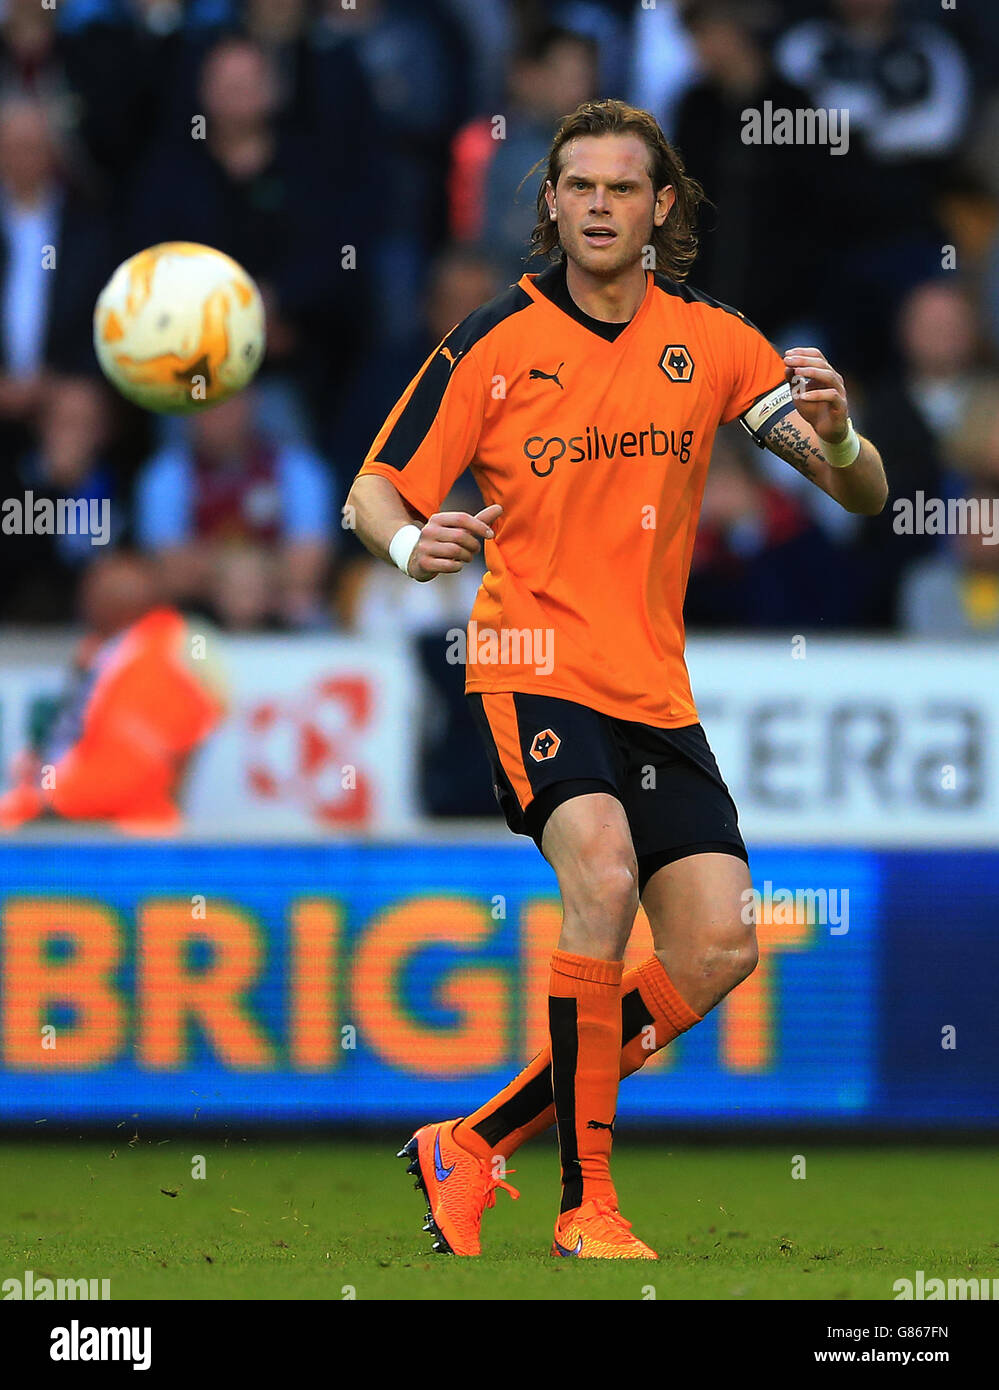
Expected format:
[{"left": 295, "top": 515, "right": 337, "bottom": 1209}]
[{"left": 245, "top": 677, "right": 373, "bottom": 824}]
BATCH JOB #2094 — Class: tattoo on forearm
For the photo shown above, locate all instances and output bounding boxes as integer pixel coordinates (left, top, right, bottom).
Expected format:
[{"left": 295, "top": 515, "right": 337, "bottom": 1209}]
[{"left": 765, "top": 418, "right": 828, "bottom": 481}]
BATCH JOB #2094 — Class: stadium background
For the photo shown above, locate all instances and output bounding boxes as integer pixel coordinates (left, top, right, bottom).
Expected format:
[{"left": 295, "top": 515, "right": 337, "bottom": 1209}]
[{"left": 1, "top": 0, "right": 998, "bottom": 1156}]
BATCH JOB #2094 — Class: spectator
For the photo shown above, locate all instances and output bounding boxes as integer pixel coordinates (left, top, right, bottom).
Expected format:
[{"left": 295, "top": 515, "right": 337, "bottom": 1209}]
[
  {"left": 900, "top": 486, "right": 999, "bottom": 638},
  {"left": 312, "top": 0, "right": 471, "bottom": 348},
  {"left": 234, "top": 0, "right": 376, "bottom": 147},
  {"left": 674, "top": 0, "right": 825, "bottom": 337},
  {"left": 627, "top": 0, "right": 699, "bottom": 137},
  {"left": 775, "top": 0, "right": 971, "bottom": 374},
  {"left": 334, "top": 243, "right": 503, "bottom": 473},
  {"left": 873, "top": 280, "right": 988, "bottom": 479},
  {"left": 336, "top": 246, "right": 499, "bottom": 621},
  {"left": 0, "top": 0, "right": 62, "bottom": 99},
  {"left": 0, "top": 0, "right": 159, "bottom": 192},
  {"left": 546, "top": 0, "right": 632, "bottom": 100},
  {"left": 0, "top": 97, "right": 113, "bottom": 455},
  {"left": 777, "top": 0, "right": 971, "bottom": 167},
  {"left": 340, "top": 472, "right": 494, "bottom": 820},
  {"left": 207, "top": 542, "right": 284, "bottom": 632},
  {"left": 0, "top": 550, "right": 227, "bottom": 832},
  {"left": 110, "top": 4, "right": 231, "bottom": 163},
  {"left": 135, "top": 389, "right": 335, "bottom": 630},
  {"left": 442, "top": 0, "right": 515, "bottom": 117},
  {"left": 853, "top": 279, "right": 994, "bottom": 627},
  {"left": 423, "top": 245, "right": 505, "bottom": 346},
  {"left": 448, "top": 25, "right": 597, "bottom": 285},
  {"left": 128, "top": 36, "right": 371, "bottom": 443},
  {"left": 337, "top": 242, "right": 502, "bottom": 815},
  {"left": 238, "top": 0, "right": 312, "bottom": 123},
  {"left": 951, "top": 383, "right": 999, "bottom": 487},
  {"left": 685, "top": 430, "right": 858, "bottom": 629},
  {"left": 0, "top": 376, "right": 121, "bottom": 623}
]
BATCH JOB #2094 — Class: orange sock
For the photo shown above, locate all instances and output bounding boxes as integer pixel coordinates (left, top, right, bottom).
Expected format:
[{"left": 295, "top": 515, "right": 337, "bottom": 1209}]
[
  {"left": 619, "top": 954, "right": 702, "bottom": 1075},
  {"left": 547, "top": 950, "right": 623, "bottom": 1213},
  {"left": 453, "top": 955, "right": 701, "bottom": 1165}
]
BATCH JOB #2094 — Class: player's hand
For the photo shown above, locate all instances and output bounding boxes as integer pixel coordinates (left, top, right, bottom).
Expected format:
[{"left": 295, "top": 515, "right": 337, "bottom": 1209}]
[
  {"left": 408, "top": 504, "right": 502, "bottom": 582},
  {"left": 783, "top": 348, "right": 849, "bottom": 445}
]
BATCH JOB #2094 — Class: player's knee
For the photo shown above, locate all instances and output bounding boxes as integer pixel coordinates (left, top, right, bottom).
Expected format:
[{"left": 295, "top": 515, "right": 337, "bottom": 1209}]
[
  {"left": 560, "top": 849, "right": 639, "bottom": 951},
  {"left": 576, "top": 854, "right": 639, "bottom": 924},
  {"left": 596, "top": 855, "right": 640, "bottom": 922},
  {"left": 696, "top": 920, "right": 758, "bottom": 995}
]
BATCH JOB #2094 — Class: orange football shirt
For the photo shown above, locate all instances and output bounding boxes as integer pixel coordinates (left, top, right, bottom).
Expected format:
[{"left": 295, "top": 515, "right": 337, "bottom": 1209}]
[{"left": 358, "top": 260, "right": 788, "bottom": 727}]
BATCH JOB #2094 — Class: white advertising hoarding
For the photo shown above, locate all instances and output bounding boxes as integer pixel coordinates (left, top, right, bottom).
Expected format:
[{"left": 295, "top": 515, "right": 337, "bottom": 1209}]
[
  {"left": 0, "top": 635, "right": 420, "bottom": 834},
  {"left": 0, "top": 634, "right": 995, "bottom": 844},
  {"left": 686, "top": 637, "right": 996, "bottom": 846},
  {"left": 182, "top": 636, "right": 419, "bottom": 832}
]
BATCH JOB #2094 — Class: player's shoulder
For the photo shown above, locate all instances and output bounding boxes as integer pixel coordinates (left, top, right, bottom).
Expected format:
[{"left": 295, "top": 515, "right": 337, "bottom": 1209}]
[
  {"left": 442, "top": 279, "right": 536, "bottom": 362},
  {"left": 652, "top": 273, "right": 765, "bottom": 337}
]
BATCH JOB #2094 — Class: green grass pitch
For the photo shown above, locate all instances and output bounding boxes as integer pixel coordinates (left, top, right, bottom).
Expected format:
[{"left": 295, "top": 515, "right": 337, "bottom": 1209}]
[{"left": 1, "top": 1138, "right": 997, "bottom": 1300}]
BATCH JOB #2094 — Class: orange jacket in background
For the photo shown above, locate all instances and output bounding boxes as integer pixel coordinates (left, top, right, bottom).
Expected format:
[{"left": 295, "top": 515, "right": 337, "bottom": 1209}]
[{"left": 0, "top": 607, "right": 227, "bottom": 833}]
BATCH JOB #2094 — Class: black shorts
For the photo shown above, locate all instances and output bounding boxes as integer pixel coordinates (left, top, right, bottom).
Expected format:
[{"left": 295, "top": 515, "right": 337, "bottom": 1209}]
[{"left": 468, "top": 691, "right": 748, "bottom": 894}]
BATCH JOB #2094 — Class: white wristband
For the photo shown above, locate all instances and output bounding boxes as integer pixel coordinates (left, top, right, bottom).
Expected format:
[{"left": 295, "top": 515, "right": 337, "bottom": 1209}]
[
  {"left": 821, "top": 419, "right": 861, "bottom": 468},
  {"left": 388, "top": 523, "right": 422, "bottom": 576}
]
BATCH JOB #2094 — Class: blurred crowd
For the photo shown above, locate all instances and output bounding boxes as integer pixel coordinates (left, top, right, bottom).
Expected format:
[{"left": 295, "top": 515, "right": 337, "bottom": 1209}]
[{"left": 0, "top": 0, "right": 998, "bottom": 656}]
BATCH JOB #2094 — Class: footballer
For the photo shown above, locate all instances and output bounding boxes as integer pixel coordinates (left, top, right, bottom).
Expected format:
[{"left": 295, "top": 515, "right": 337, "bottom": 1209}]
[{"left": 346, "top": 99, "right": 887, "bottom": 1260}]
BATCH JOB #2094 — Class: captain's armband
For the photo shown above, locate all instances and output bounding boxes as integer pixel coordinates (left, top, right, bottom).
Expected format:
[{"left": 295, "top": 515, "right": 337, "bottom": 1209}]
[{"left": 737, "top": 381, "right": 794, "bottom": 448}]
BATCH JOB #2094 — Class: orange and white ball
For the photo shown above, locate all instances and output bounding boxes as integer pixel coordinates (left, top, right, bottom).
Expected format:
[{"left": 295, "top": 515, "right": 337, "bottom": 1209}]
[{"left": 93, "top": 242, "right": 266, "bottom": 414}]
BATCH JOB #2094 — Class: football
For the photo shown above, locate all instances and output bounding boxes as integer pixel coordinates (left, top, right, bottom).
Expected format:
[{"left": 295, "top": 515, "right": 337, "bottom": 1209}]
[{"left": 92, "top": 241, "right": 266, "bottom": 414}]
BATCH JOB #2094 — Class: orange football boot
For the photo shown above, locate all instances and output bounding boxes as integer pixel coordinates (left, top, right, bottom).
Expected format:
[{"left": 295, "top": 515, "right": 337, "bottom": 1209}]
[
  {"left": 397, "top": 1119, "right": 519, "bottom": 1256},
  {"left": 551, "top": 1198, "right": 658, "bottom": 1259}
]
